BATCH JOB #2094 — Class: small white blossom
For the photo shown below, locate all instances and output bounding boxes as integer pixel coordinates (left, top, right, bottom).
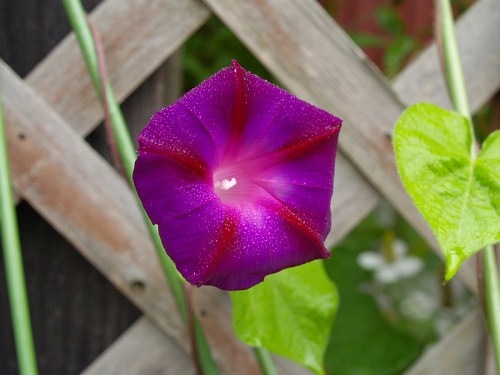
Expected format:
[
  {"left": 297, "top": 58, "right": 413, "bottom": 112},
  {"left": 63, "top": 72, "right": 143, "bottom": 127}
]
[
  {"left": 357, "top": 239, "right": 424, "bottom": 284},
  {"left": 400, "top": 291, "right": 436, "bottom": 320}
]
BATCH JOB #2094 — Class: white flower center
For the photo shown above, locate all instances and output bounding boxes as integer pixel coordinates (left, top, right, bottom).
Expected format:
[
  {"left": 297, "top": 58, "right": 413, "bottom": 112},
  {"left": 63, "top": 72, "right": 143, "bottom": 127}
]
[{"left": 215, "top": 177, "right": 237, "bottom": 191}]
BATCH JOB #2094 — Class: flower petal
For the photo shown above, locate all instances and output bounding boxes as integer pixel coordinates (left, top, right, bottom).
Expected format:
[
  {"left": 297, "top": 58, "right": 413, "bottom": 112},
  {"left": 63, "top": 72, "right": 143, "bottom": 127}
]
[
  {"left": 395, "top": 256, "right": 424, "bottom": 278},
  {"left": 156, "top": 200, "right": 233, "bottom": 286},
  {"left": 375, "top": 266, "right": 400, "bottom": 284},
  {"left": 177, "top": 64, "right": 240, "bottom": 163},
  {"left": 229, "top": 62, "right": 342, "bottom": 162},
  {"left": 133, "top": 60, "right": 342, "bottom": 290},
  {"left": 133, "top": 152, "right": 217, "bottom": 224},
  {"left": 357, "top": 251, "right": 385, "bottom": 270},
  {"left": 137, "top": 103, "right": 219, "bottom": 178},
  {"left": 211, "top": 203, "right": 330, "bottom": 290},
  {"left": 158, "top": 200, "right": 329, "bottom": 290},
  {"left": 255, "top": 137, "right": 338, "bottom": 238}
]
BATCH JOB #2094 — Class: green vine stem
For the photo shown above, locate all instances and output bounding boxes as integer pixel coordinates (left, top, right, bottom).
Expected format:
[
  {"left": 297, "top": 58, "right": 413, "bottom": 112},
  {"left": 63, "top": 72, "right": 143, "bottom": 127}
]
[
  {"left": 253, "top": 347, "right": 279, "bottom": 375},
  {"left": 0, "top": 87, "right": 38, "bottom": 374},
  {"left": 484, "top": 245, "right": 500, "bottom": 363},
  {"left": 437, "top": 0, "right": 471, "bottom": 126},
  {"left": 438, "top": 0, "right": 500, "bottom": 368},
  {"left": 61, "top": 0, "right": 219, "bottom": 373}
]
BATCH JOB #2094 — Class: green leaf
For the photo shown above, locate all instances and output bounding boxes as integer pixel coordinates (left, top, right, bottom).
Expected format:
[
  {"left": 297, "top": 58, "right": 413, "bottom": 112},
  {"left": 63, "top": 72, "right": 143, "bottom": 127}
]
[
  {"left": 394, "top": 103, "right": 500, "bottom": 280},
  {"left": 231, "top": 261, "right": 338, "bottom": 375},
  {"left": 383, "top": 35, "right": 418, "bottom": 78},
  {"left": 348, "top": 32, "right": 386, "bottom": 48},
  {"left": 375, "top": 5, "right": 405, "bottom": 36}
]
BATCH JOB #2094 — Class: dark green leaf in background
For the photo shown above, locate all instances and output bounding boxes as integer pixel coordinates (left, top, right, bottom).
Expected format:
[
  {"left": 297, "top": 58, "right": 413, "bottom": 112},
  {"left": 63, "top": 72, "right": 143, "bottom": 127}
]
[
  {"left": 348, "top": 32, "right": 386, "bottom": 48},
  {"left": 383, "top": 35, "right": 418, "bottom": 78},
  {"left": 375, "top": 5, "right": 405, "bottom": 35}
]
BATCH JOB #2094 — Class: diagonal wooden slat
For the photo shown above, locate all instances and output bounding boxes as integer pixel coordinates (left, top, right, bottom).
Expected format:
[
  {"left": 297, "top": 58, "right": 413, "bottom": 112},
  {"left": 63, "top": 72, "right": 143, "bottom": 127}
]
[
  {"left": 202, "top": 0, "right": 497, "bottom": 293},
  {"left": 404, "top": 308, "right": 490, "bottom": 375},
  {"left": 1, "top": 58, "right": 181, "bottom": 346},
  {"left": 325, "top": 152, "right": 379, "bottom": 248},
  {"left": 81, "top": 317, "right": 195, "bottom": 375},
  {"left": 393, "top": 0, "right": 500, "bottom": 113},
  {"left": 82, "top": 314, "right": 316, "bottom": 375},
  {"left": 26, "top": 0, "right": 210, "bottom": 138}
]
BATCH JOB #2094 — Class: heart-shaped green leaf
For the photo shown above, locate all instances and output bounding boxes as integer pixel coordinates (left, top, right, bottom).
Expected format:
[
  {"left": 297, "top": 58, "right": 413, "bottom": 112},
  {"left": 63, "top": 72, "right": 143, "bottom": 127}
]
[
  {"left": 230, "top": 261, "right": 338, "bottom": 375},
  {"left": 394, "top": 103, "right": 500, "bottom": 280}
]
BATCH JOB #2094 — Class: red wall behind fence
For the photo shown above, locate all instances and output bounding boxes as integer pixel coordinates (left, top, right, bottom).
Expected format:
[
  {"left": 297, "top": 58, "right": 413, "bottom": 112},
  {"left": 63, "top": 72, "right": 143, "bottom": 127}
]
[{"left": 320, "top": 0, "right": 435, "bottom": 70}]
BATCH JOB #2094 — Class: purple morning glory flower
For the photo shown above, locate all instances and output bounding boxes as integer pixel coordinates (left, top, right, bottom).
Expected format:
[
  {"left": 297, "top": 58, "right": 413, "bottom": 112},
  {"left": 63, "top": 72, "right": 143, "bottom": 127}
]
[{"left": 133, "top": 60, "right": 342, "bottom": 291}]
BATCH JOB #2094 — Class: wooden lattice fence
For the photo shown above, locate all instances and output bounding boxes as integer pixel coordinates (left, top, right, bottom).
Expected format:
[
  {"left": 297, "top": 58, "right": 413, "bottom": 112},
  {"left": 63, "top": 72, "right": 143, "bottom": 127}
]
[{"left": 1, "top": 0, "right": 500, "bottom": 373}]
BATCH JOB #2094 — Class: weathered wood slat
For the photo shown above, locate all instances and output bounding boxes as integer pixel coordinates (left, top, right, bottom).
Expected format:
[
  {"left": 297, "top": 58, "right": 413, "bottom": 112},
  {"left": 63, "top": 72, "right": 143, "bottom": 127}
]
[
  {"left": 1, "top": 58, "right": 181, "bottom": 344},
  {"left": 325, "top": 152, "right": 379, "bottom": 249},
  {"left": 202, "top": 0, "right": 488, "bottom": 292},
  {"left": 26, "top": 0, "right": 210, "bottom": 137},
  {"left": 393, "top": 0, "right": 500, "bottom": 113},
  {"left": 82, "top": 314, "right": 315, "bottom": 375},
  {"left": 404, "top": 309, "right": 489, "bottom": 375},
  {"left": 81, "top": 317, "right": 195, "bottom": 375},
  {"left": 0, "top": 60, "right": 261, "bottom": 375}
]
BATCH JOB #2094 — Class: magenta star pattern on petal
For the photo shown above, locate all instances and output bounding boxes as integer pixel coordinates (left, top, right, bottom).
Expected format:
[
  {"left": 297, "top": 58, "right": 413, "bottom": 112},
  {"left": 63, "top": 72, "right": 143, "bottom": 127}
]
[{"left": 133, "top": 60, "right": 342, "bottom": 290}]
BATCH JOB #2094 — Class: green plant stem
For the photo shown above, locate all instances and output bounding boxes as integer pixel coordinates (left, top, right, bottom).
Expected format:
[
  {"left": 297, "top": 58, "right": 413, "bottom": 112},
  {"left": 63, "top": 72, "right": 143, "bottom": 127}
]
[
  {"left": 0, "top": 87, "right": 38, "bottom": 374},
  {"left": 253, "top": 347, "right": 279, "bottom": 375},
  {"left": 439, "top": 0, "right": 500, "bottom": 368},
  {"left": 61, "top": 0, "right": 183, "bottom": 317},
  {"left": 484, "top": 245, "right": 500, "bottom": 363},
  {"left": 438, "top": 0, "right": 471, "bottom": 122},
  {"left": 61, "top": 1, "right": 218, "bottom": 373}
]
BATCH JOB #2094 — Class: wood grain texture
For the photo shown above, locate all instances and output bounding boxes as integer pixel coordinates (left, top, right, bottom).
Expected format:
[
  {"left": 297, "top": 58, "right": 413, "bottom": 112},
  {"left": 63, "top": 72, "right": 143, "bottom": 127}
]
[
  {"left": 1, "top": 58, "right": 181, "bottom": 340},
  {"left": 325, "top": 152, "right": 379, "bottom": 249},
  {"left": 0, "top": 202, "right": 141, "bottom": 375},
  {"left": 202, "top": 0, "right": 499, "bottom": 293},
  {"left": 0, "top": 1, "right": 142, "bottom": 374},
  {"left": 393, "top": 0, "right": 500, "bottom": 113},
  {"left": 26, "top": 0, "right": 210, "bottom": 138},
  {"left": 82, "top": 313, "right": 315, "bottom": 375},
  {"left": 81, "top": 317, "right": 195, "bottom": 375},
  {"left": 404, "top": 308, "right": 488, "bottom": 375}
]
